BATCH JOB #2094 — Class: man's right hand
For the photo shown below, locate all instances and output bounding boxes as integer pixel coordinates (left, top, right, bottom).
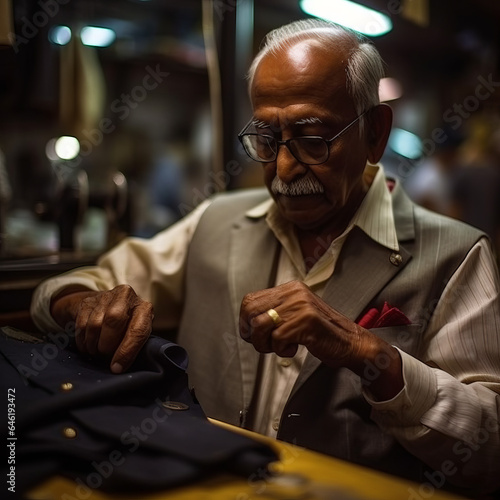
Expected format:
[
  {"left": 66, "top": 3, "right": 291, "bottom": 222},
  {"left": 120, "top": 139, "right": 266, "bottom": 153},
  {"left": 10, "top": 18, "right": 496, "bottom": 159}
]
[{"left": 50, "top": 285, "right": 154, "bottom": 374}]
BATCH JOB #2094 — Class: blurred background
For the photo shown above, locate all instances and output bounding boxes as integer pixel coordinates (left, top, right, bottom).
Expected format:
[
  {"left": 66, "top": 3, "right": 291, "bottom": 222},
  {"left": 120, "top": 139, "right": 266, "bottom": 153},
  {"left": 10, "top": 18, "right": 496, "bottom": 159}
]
[{"left": 1, "top": 0, "right": 500, "bottom": 321}]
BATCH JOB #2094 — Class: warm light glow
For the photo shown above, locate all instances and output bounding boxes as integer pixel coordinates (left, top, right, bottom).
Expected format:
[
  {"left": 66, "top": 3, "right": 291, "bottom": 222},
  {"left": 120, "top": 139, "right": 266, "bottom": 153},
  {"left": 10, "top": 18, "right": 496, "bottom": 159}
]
[
  {"left": 55, "top": 136, "right": 80, "bottom": 160},
  {"left": 388, "top": 128, "right": 422, "bottom": 159},
  {"left": 80, "top": 26, "right": 116, "bottom": 47},
  {"left": 49, "top": 26, "right": 72, "bottom": 45},
  {"left": 379, "top": 77, "right": 403, "bottom": 102},
  {"left": 300, "top": 0, "right": 393, "bottom": 37}
]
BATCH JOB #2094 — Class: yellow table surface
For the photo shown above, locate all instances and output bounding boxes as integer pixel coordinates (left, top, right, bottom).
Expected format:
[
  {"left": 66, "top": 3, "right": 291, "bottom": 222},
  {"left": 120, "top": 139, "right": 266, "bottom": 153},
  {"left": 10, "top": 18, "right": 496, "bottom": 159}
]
[{"left": 27, "top": 419, "right": 466, "bottom": 500}]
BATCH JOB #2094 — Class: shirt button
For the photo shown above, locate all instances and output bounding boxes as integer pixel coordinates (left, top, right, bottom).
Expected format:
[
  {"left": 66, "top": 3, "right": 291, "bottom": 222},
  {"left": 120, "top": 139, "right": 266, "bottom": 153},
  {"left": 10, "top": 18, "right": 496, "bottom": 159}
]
[
  {"left": 279, "top": 358, "right": 292, "bottom": 367},
  {"left": 272, "top": 417, "right": 280, "bottom": 432}
]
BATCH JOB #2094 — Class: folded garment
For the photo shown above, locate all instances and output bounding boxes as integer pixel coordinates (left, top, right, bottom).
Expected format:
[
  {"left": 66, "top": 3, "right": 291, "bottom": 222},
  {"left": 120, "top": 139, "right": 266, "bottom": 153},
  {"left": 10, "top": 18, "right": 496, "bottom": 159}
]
[{"left": 0, "top": 327, "right": 277, "bottom": 498}]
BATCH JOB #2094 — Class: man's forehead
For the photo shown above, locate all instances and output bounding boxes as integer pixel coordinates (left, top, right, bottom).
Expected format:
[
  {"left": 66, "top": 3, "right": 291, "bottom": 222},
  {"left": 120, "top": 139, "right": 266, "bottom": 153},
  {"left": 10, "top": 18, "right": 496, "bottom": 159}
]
[
  {"left": 255, "top": 37, "right": 349, "bottom": 76},
  {"left": 251, "top": 40, "right": 349, "bottom": 101},
  {"left": 250, "top": 90, "right": 351, "bottom": 125},
  {"left": 285, "top": 38, "right": 325, "bottom": 68}
]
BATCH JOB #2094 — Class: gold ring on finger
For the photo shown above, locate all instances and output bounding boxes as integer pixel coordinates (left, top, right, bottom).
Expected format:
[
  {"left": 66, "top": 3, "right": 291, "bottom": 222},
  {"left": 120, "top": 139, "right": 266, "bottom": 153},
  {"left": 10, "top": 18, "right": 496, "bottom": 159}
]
[{"left": 266, "top": 308, "right": 282, "bottom": 326}]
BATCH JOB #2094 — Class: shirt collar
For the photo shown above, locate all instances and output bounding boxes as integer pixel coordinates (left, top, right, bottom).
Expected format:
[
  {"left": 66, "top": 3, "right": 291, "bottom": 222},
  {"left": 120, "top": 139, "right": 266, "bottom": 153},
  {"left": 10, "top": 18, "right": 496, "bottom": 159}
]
[
  {"left": 350, "top": 164, "right": 399, "bottom": 251},
  {"left": 245, "top": 164, "right": 399, "bottom": 251}
]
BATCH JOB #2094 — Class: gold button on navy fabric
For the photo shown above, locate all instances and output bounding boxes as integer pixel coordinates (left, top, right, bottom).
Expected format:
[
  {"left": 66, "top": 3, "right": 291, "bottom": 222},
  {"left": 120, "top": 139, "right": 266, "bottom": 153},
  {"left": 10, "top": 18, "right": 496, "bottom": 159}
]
[
  {"left": 389, "top": 252, "right": 403, "bottom": 266},
  {"left": 162, "top": 401, "right": 189, "bottom": 411},
  {"left": 63, "top": 427, "right": 77, "bottom": 439},
  {"left": 60, "top": 382, "right": 73, "bottom": 391}
]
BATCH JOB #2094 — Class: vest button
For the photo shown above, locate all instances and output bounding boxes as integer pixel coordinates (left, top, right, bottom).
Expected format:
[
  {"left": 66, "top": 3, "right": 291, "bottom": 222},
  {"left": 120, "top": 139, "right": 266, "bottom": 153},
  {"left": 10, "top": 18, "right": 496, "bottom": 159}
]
[{"left": 60, "top": 382, "right": 73, "bottom": 391}]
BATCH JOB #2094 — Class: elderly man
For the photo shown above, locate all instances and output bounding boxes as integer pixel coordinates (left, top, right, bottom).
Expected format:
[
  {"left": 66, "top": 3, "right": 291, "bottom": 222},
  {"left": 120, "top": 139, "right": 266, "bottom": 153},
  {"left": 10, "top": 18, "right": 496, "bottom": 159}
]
[{"left": 31, "top": 19, "right": 500, "bottom": 495}]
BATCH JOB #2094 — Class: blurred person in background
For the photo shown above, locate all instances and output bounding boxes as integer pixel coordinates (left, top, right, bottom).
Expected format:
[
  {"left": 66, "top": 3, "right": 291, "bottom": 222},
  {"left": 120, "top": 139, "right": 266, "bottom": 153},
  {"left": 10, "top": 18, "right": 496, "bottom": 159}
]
[
  {"left": 449, "top": 115, "right": 500, "bottom": 253},
  {"left": 404, "top": 127, "right": 463, "bottom": 218}
]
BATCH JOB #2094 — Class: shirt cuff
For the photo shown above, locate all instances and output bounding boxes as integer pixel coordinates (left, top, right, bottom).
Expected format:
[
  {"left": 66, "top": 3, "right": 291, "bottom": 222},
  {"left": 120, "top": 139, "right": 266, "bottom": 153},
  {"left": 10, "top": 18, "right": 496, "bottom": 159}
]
[
  {"left": 363, "top": 348, "right": 437, "bottom": 427},
  {"left": 30, "top": 275, "right": 100, "bottom": 333}
]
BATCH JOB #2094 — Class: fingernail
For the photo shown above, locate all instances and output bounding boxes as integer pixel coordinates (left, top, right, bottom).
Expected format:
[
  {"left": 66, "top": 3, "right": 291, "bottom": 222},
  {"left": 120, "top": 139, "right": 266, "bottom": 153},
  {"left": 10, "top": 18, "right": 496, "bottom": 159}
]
[{"left": 111, "top": 362, "right": 123, "bottom": 374}]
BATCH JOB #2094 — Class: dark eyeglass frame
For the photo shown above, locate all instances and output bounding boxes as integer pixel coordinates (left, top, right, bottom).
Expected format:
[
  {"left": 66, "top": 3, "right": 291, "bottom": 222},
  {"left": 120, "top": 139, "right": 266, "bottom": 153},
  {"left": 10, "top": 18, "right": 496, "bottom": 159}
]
[{"left": 238, "top": 107, "right": 372, "bottom": 166}]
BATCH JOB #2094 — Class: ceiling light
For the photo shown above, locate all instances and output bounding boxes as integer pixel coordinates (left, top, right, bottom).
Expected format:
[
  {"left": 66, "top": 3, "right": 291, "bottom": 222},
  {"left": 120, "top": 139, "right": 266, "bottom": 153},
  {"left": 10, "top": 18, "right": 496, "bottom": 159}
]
[
  {"left": 55, "top": 136, "right": 80, "bottom": 161},
  {"left": 80, "top": 26, "right": 116, "bottom": 47},
  {"left": 388, "top": 128, "right": 422, "bottom": 159},
  {"left": 300, "top": 0, "right": 393, "bottom": 37},
  {"left": 49, "top": 25, "right": 72, "bottom": 45}
]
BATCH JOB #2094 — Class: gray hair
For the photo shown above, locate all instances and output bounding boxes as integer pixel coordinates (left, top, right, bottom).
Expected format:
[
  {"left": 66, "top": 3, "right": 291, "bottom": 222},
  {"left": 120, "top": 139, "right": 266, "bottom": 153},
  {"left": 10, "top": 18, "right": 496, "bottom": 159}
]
[{"left": 247, "top": 19, "right": 385, "bottom": 119}]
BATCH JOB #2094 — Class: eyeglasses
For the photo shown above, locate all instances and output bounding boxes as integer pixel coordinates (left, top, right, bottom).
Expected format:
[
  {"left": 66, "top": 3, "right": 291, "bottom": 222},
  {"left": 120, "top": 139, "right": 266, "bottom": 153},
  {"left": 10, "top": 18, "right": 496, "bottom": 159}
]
[{"left": 238, "top": 108, "right": 371, "bottom": 165}]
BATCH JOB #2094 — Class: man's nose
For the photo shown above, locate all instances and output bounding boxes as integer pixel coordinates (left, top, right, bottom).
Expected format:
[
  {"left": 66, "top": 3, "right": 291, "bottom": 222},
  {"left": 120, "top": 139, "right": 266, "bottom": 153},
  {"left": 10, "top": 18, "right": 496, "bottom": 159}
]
[{"left": 275, "top": 144, "right": 307, "bottom": 183}]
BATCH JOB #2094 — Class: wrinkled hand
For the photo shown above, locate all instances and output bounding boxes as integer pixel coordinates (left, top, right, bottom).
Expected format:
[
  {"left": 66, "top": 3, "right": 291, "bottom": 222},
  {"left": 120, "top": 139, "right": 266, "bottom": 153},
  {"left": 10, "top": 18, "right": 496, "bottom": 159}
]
[
  {"left": 51, "top": 285, "right": 153, "bottom": 374},
  {"left": 239, "top": 280, "right": 364, "bottom": 368},
  {"left": 239, "top": 280, "right": 403, "bottom": 400}
]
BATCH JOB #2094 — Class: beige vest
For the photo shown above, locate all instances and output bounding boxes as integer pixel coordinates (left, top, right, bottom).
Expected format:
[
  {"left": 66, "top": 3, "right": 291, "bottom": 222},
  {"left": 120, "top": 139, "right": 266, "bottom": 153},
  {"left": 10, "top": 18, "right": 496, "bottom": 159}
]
[{"left": 177, "top": 184, "right": 482, "bottom": 482}]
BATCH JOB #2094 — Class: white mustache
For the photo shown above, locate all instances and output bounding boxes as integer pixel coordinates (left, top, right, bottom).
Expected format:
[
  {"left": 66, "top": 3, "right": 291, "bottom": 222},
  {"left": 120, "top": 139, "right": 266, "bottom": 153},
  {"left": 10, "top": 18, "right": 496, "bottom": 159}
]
[{"left": 271, "top": 175, "right": 325, "bottom": 196}]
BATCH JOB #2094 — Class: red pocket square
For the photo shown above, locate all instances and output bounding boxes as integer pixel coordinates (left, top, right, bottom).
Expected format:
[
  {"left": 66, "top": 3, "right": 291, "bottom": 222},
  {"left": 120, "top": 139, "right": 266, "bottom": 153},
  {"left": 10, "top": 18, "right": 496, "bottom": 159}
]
[{"left": 357, "top": 302, "right": 411, "bottom": 329}]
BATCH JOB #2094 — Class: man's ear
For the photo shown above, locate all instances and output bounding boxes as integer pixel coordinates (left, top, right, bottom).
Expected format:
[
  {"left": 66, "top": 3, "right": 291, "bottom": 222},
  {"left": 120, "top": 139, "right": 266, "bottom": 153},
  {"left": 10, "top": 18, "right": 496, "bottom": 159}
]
[{"left": 366, "top": 103, "right": 393, "bottom": 164}]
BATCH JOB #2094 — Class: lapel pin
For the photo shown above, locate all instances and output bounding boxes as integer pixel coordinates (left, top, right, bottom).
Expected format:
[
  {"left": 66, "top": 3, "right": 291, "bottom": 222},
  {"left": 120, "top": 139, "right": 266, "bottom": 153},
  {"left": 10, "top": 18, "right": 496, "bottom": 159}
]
[{"left": 390, "top": 252, "right": 403, "bottom": 266}]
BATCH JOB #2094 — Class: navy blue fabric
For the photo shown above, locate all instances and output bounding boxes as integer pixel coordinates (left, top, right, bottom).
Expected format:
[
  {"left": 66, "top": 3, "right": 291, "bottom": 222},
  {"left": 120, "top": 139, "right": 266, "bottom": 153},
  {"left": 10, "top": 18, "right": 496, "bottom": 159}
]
[{"left": 0, "top": 329, "right": 277, "bottom": 498}]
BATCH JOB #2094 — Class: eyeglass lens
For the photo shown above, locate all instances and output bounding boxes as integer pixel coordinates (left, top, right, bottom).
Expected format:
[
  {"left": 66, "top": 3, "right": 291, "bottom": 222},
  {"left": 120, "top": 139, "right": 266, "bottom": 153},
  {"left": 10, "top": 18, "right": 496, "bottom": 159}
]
[{"left": 242, "top": 135, "right": 329, "bottom": 164}]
